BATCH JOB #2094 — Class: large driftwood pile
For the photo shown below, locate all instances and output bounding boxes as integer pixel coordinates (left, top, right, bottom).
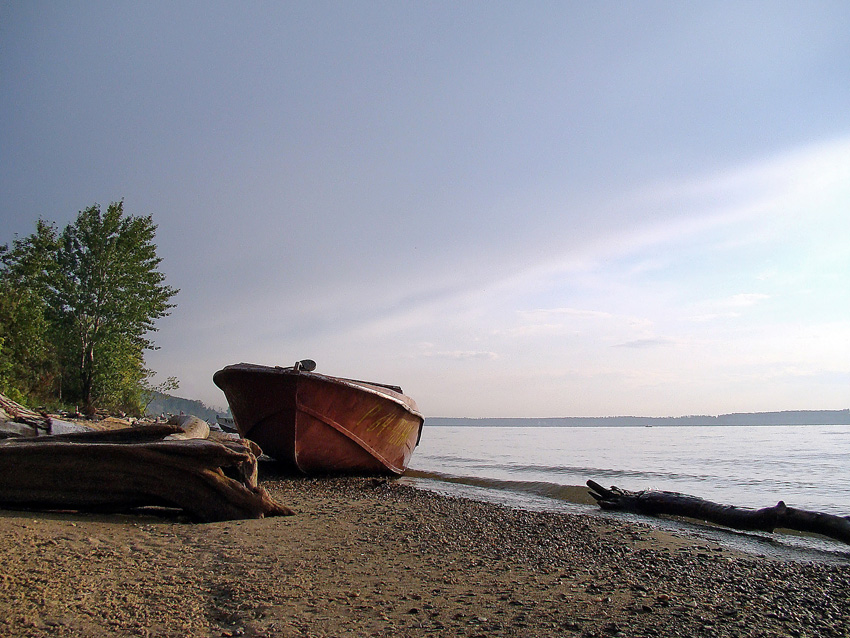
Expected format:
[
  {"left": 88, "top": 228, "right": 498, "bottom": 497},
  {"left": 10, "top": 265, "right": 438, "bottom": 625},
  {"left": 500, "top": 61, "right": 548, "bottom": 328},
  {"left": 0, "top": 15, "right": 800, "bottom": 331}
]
[
  {"left": 0, "top": 417, "right": 294, "bottom": 522},
  {"left": 587, "top": 480, "right": 850, "bottom": 545}
]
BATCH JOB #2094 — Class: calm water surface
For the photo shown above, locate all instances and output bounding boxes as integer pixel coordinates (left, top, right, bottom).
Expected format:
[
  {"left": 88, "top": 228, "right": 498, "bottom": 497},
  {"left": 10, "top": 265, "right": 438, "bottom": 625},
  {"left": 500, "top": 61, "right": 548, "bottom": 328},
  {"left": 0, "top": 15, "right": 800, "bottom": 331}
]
[{"left": 403, "top": 425, "right": 850, "bottom": 561}]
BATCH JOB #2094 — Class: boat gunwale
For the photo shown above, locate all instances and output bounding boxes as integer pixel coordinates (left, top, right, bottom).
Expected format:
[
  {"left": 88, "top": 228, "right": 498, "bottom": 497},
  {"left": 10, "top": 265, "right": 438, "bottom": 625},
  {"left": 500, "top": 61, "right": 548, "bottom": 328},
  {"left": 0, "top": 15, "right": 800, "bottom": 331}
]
[{"left": 215, "top": 363, "right": 424, "bottom": 421}]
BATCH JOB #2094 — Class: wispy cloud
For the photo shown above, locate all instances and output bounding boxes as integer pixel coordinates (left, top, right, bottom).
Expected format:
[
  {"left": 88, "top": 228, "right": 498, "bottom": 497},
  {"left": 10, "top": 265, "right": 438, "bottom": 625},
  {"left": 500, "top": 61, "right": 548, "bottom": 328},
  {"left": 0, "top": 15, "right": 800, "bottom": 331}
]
[
  {"left": 719, "top": 293, "right": 771, "bottom": 308},
  {"left": 497, "top": 307, "right": 615, "bottom": 338},
  {"left": 518, "top": 308, "right": 614, "bottom": 320},
  {"left": 613, "top": 337, "right": 678, "bottom": 349},
  {"left": 413, "top": 343, "right": 499, "bottom": 361},
  {"left": 687, "top": 293, "right": 771, "bottom": 322},
  {"left": 421, "top": 350, "right": 499, "bottom": 361}
]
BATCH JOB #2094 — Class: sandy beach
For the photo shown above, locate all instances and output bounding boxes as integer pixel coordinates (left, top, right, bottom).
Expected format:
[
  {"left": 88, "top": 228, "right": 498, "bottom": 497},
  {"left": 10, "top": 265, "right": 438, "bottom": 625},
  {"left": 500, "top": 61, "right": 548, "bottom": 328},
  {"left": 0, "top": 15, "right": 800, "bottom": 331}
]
[{"left": 1, "top": 471, "right": 848, "bottom": 638}]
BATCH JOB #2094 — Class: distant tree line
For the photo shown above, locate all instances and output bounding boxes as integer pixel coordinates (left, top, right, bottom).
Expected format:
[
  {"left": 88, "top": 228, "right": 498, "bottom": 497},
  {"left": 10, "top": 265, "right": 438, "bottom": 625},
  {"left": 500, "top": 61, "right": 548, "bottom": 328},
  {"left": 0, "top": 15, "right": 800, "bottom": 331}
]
[
  {"left": 0, "top": 201, "right": 178, "bottom": 415},
  {"left": 425, "top": 410, "right": 850, "bottom": 427}
]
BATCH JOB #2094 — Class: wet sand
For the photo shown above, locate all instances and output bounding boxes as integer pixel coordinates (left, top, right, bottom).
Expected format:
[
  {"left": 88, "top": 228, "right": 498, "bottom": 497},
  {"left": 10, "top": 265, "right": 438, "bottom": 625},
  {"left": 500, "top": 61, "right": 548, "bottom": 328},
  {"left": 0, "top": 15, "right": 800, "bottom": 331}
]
[{"left": 1, "top": 474, "right": 848, "bottom": 637}]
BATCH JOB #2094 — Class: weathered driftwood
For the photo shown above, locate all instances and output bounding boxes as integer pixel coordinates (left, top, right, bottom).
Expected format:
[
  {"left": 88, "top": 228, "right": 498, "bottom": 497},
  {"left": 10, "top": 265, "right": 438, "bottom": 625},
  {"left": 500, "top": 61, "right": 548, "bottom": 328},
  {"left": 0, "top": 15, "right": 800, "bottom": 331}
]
[
  {"left": 0, "top": 392, "right": 135, "bottom": 437},
  {"left": 0, "top": 428, "right": 294, "bottom": 522},
  {"left": 166, "top": 414, "right": 210, "bottom": 440},
  {"left": 13, "top": 423, "right": 184, "bottom": 443},
  {"left": 0, "top": 392, "right": 50, "bottom": 435},
  {"left": 587, "top": 480, "right": 850, "bottom": 545}
]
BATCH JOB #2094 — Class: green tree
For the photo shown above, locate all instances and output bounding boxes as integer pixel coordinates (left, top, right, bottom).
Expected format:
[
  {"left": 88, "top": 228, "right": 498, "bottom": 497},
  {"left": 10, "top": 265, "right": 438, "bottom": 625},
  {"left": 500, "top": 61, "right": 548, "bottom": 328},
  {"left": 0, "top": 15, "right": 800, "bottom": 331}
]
[
  {"left": 0, "top": 220, "right": 61, "bottom": 404},
  {"left": 47, "top": 201, "right": 178, "bottom": 412}
]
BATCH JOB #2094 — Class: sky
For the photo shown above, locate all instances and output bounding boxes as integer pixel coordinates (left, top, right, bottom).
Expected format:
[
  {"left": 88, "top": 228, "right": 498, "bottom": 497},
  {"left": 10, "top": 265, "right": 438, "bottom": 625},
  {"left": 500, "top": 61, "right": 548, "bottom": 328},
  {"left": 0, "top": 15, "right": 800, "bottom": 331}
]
[{"left": 2, "top": 1, "right": 849, "bottom": 417}]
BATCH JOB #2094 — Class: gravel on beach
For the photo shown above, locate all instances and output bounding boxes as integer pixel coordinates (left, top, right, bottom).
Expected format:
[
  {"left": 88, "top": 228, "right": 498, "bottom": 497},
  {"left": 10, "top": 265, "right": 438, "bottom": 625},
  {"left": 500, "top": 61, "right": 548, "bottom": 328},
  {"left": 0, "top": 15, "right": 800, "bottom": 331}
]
[{"left": 0, "top": 474, "right": 848, "bottom": 638}]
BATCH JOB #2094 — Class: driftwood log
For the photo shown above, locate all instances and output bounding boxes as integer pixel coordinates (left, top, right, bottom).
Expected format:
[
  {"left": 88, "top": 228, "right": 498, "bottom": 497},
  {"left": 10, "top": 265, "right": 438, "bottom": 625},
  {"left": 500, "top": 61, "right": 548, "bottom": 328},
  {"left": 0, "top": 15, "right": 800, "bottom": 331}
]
[
  {"left": 587, "top": 480, "right": 850, "bottom": 545},
  {"left": 0, "top": 425, "right": 294, "bottom": 522},
  {"left": 166, "top": 414, "right": 210, "bottom": 440},
  {"left": 0, "top": 392, "right": 50, "bottom": 434}
]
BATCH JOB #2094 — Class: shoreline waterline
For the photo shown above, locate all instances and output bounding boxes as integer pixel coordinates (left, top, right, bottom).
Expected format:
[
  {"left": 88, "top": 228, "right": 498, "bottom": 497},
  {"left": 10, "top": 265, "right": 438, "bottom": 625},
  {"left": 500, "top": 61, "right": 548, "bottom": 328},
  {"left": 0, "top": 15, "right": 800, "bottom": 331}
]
[
  {"left": 407, "top": 424, "right": 850, "bottom": 513},
  {"left": 399, "top": 470, "right": 850, "bottom": 564}
]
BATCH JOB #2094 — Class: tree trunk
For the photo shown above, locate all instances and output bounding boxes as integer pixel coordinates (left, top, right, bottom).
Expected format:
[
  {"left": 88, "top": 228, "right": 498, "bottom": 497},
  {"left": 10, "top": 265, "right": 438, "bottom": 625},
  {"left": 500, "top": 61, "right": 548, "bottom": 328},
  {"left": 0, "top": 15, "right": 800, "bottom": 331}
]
[
  {"left": 587, "top": 480, "right": 850, "bottom": 545},
  {"left": 80, "top": 341, "right": 95, "bottom": 412}
]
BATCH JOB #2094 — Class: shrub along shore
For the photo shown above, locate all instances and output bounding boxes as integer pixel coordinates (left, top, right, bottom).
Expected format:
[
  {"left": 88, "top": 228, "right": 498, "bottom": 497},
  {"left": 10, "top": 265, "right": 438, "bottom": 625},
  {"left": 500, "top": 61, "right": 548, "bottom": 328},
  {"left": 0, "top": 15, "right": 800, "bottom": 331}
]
[{"left": 1, "top": 474, "right": 848, "bottom": 637}]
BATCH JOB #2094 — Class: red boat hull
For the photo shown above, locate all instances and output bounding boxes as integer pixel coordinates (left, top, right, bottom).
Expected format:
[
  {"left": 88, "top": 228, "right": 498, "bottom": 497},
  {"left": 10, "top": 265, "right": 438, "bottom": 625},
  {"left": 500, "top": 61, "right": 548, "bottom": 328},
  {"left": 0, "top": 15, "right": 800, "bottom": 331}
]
[{"left": 213, "top": 363, "right": 424, "bottom": 475}]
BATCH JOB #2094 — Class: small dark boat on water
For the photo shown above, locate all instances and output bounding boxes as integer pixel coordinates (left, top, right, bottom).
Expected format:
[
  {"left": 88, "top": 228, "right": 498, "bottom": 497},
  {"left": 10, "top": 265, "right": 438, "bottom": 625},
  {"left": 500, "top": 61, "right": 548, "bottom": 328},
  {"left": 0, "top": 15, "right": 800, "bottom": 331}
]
[{"left": 213, "top": 361, "right": 424, "bottom": 475}]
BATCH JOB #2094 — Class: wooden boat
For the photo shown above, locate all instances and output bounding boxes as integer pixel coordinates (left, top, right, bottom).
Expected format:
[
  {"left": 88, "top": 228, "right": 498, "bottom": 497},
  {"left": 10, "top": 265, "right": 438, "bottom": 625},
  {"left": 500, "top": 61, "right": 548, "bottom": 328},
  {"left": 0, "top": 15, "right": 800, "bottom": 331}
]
[{"left": 212, "top": 361, "right": 424, "bottom": 475}]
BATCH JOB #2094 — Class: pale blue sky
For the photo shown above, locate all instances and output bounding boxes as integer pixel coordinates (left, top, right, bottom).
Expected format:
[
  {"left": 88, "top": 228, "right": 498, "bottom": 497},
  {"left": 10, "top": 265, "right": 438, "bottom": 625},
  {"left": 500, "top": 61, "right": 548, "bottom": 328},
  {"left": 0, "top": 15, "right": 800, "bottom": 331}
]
[{"left": 2, "top": 2, "right": 848, "bottom": 416}]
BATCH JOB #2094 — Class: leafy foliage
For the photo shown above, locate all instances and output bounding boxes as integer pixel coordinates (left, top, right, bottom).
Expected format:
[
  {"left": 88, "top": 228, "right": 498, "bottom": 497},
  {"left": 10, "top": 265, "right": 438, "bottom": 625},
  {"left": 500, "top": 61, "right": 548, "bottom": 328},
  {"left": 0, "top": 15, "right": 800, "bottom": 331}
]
[
  {"left": 0, "top": 220, "right": 61, "bottom": 404},
  {"left": 0, "top": 202, "right": 178, "bottom": 414}
]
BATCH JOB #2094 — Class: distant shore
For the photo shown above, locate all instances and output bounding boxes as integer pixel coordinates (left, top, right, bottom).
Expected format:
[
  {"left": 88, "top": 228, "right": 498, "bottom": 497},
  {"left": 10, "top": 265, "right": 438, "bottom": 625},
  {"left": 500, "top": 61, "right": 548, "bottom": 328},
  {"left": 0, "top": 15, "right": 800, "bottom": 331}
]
[
  {"left": 1, "top": 474, "right": 847, "bottom": 637},
  {"left": 425, "top": 408, "right": 850, "bottom": 427}
]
